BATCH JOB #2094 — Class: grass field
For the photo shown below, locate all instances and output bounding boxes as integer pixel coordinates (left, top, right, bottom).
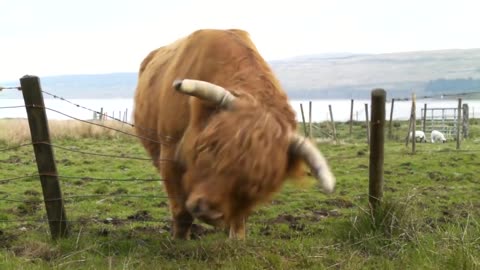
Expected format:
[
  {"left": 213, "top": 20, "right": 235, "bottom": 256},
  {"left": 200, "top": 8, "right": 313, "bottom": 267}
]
[{"left": 0, "top": 118, "right": 479, "bottom": 269}]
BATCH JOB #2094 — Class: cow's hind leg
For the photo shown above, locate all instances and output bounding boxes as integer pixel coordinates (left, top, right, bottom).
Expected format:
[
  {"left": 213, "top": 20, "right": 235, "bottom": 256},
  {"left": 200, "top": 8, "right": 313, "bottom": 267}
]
[{"left": 160, "top": 148, "right": 193, "bottom": 239}]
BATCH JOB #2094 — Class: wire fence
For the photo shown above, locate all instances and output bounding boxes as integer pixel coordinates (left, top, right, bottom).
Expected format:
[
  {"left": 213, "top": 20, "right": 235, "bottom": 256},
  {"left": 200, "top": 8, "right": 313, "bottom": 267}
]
[{"left": 1, "top": 84, "right": 480, "bottom": 237}]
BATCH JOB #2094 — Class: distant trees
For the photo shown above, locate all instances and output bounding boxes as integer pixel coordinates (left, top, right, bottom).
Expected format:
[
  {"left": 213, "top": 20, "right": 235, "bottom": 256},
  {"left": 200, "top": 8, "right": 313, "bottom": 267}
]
[{"left": 424, "top": 78, "right": 480, "bottom": 94}]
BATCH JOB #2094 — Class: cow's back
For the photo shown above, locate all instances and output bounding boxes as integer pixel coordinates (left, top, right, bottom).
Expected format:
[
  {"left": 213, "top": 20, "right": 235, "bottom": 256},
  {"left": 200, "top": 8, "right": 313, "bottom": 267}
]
[{"left": 134, "top": 29, "right": 295, "bottom": 165}]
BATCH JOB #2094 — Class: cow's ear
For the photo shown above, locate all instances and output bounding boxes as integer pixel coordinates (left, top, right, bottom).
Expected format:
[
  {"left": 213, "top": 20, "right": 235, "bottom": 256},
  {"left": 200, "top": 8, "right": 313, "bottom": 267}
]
[{"left": 173, "top": 79, "right": 236, "bottom": 109}]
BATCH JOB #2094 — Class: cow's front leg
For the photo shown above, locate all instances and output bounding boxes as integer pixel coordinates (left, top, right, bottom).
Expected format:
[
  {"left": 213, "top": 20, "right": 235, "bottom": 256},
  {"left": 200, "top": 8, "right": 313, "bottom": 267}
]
[
  {"left": 160, "top": 149, "right": 193, "bottom": 240},
  {"left": 229, "top": 216, "right": 246, "bottom": 240}
]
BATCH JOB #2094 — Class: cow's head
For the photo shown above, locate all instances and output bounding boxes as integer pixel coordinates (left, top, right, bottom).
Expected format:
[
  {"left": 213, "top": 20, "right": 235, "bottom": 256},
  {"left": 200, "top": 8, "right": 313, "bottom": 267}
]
[{"left": 173, "top": 79, "right": 336, "bottom": 224}]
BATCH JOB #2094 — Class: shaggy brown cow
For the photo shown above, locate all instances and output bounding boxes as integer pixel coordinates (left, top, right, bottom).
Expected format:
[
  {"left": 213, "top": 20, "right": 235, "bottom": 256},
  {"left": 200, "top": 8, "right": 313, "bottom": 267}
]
[{"left": 133, "top": 29, "right": 336, "bottom": 240}]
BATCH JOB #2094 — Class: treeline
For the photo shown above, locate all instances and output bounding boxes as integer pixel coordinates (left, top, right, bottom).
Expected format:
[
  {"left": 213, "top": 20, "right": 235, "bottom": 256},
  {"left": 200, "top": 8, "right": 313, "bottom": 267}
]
[{"left": 424, "top": 78, "right": 480, "bottom": 94}]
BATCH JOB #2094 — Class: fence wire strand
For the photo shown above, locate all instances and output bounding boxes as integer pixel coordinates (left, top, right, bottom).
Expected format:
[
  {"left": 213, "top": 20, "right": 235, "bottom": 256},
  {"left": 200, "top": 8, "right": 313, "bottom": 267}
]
[
  {"left": 0, "top": 142, "right": 34, "bottom": 152},
  {"left": 36, "top": 106, "right": 170, "bottom": 145},
  {"left": 0, "top": 86, "right": 21, "bottom": 91},
  {"left": 0, "top": 174, "right": 162, "bottom": 184},
  {"left": 0, "top": 105, "right": 26, "bottom": 110},
  {"left": 34, "top": 141, "right": 156, "bottom": 161},
  {"left": 41, "top": 90, "right": 175, "bottom": 143}
]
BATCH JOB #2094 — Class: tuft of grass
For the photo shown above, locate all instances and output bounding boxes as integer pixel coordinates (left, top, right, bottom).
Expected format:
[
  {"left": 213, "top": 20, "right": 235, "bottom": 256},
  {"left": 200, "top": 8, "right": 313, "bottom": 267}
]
[{"left": 335, "top": 194, "right": 421, "bottom": 257}]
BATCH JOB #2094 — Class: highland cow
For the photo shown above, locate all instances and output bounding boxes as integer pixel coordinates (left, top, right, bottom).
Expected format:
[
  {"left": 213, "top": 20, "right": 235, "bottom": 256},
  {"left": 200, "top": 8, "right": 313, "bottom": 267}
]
[{"left": 133, "top": 29, "right": 336, "bottom": 240}]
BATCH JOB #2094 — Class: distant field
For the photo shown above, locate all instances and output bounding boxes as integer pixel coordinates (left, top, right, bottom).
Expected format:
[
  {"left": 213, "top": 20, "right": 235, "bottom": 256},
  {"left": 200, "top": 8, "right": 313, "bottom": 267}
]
[{"left": 0, "top": 119, "right": 479, "bottom": 269}]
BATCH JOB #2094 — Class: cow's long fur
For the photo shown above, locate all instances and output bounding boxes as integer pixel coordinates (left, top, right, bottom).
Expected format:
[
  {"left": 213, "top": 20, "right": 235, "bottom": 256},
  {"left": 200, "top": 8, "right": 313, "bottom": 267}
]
[{"left": 133, "top": 29, "right": 318, "bottom": 239}]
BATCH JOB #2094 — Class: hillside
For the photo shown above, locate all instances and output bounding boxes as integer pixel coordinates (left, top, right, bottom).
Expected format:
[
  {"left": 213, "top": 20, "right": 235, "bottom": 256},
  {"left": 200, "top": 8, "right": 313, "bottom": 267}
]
[{"left": 1, "top": 48, "right": 480, "bottom": 99}]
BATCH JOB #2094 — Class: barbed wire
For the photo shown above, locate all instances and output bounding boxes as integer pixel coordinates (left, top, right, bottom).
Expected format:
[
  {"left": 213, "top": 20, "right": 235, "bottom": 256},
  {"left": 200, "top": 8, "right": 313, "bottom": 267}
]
[
  {"left": 41, "top": 90, "right": 176, "bottom": 143},
  {"left": 0, "top": 173, "right": 162, "bottom": 184},
  {"left": 0, "top": 194, "right": 170, "bottom": 204},
  {"left": 0, "top": 142, "right": 34, "bottom": 152},
  {"left": 0, "top": 105, "right": 26, "bottom": 110},
  {"left": 0, "top": 217, "right": 168, "bottom": 224},
  {"left": 34, "top": 141, "right": 157, "bottom": 161},
  {"left": 0, "top": 86, "right": 21, "bottom": 91},
  {"left": 0, "top": 140, "right": 171, "bottom": 162},
  {"left": 35, "top": 106, "right": 171, "bottom": 145},
  {"left": 0, "top": 174, "right": 38, "bottom": 184}
]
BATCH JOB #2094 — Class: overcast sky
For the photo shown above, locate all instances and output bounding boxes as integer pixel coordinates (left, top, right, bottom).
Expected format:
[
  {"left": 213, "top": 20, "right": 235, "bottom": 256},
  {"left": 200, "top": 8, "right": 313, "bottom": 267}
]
[{"left": 1, "top": 0, "right": 479, "bottom": 82}]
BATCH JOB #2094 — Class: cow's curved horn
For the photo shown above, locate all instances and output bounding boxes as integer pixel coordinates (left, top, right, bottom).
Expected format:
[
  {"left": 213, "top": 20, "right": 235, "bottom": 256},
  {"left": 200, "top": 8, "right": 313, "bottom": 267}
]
[
  {"left": 173, "top": 79, "right": 236, "bottom": 108},
  {"left": 289, "top": 134, "right": 336, "bottom": 194}
]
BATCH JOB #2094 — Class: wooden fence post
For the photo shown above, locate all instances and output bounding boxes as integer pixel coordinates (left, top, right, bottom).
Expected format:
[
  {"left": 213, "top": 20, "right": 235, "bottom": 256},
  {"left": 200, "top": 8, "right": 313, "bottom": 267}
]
[
  {"left": 388, "top": 98, "right": 394, "bottom": 139},
  {"left": 369, "top": 89, "right": 386, "bottom": 210},
  {"left": 365, "top": 103, "right": 370, "bottom": 145},
  {"left": 463, "top": 104, "right": 469, "bottom": 139},
  {"left": 19, "top": 75, "right": 69, "bottom": 239},
  {"left": 349, "top": 99, "right": 354, "bottom": 136},
  {"left": 456, "top": 98, "right": 462, "bottom": 149},
  {"left": 308, "top": 101, "right": 312, "bottom": 139},
  {"left": 411, "top": 94, "right": 416, "bottom": 154},
  {"left": 328, "top": 104, "right": 337, "bottom": 141},
  {"left": 300, "top": 104, "right": 308, "bottom": 137},
  {"left": 422, "top": 103, "right": 427, "bottom": 133},
  {"left": 100, "top": 107, "right": 104, "bottom": 121}
]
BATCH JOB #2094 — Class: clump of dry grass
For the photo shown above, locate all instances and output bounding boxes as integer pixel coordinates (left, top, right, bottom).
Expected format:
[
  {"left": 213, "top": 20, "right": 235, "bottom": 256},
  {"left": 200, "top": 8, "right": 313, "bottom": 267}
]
[{"left": 0, "top": 119, "right": 136, "bottom": 145}]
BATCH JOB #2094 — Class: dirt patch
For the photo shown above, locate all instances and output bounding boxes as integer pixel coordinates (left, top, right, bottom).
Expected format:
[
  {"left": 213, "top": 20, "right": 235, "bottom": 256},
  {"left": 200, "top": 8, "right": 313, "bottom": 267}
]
[
  {"left": 127, "top": 210, "right": 152, "bottom": 221},
  {"left": 153, "top": 201, "right": 168, "bottom": 208},
  {"left": 427, "top": 171, "right": 449, "bottom": 181},
  {"left": 308, "top": 209, "right": 342, "bottom": 221},
  {"left": 190, "top": 224, "right": 218, "bottom": 239},
  {"left": 101, "top": 217, "right": 124, "bottom": 226},
  {"left": 0, "top": 230, "right": 17, "bottom": 248},
  {"left": 110, "top": 187, "right": 129, "bottom": 195},
  {"left": 325, "top": 198, "right": 354, "bottom": 208},
  {"left": 12, "top": 241, "right": 60, "bottom": 261},
  {"left": 23, "top": 190, "right": 40, "bottom": 196},
  {"left": 270, "top": 214, "right": 301, "bottom": 224}
]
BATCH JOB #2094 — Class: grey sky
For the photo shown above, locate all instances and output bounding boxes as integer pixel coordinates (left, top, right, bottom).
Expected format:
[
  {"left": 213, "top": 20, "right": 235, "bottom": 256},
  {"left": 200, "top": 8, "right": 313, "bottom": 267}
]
[{"left": 1, "top": 0, "right": 478, "bottom": 82}]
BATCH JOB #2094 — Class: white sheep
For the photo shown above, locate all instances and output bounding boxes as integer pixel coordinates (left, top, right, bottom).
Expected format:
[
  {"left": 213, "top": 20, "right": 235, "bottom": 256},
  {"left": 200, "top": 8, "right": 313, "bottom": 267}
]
[
  {"left": 431, "top": 130, "right": 447, "bottom": 143},
  {"left": 409, "top": 130, "right": 427, "bottom": 143}
]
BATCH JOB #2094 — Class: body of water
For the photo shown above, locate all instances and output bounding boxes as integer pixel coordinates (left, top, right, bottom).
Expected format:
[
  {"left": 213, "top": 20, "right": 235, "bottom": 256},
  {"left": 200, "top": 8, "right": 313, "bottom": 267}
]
[{"left": 1, "top": 97, "right": 479, "bottom": 123}]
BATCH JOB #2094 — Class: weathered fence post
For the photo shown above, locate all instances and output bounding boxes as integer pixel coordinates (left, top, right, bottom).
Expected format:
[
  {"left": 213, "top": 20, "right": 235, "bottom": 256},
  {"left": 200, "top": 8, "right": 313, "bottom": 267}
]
[
  {"left": 19, "top": 75, "right": 69, "bottom": 239},
  {"left": 349, "top": 99, "right": 354, "bottom": 136},
  {"left": 405, "top": 93, "right": 416, "bottom": 153},
  {"left": 308, "top": 101, "right": 312, "bottom": 139},
  {"left": 388, "top": 98, "right": 394, "bottom": 139},
  {"left": 411, "top": 94, "right": 416, "bottom": 154},
  {"left": 99, "top": 107, "right": 104, "bottom": 121},
  {"left": 422, "top": 103, "right": 427, "bottom": 133},
  {"left": 365, "top": 103, "right": 370, "bottom": 145},
  {"left": 369, "top": 89, "right": 386, "bottom": 210},
  {"left": 463, "top": 104, "right": 469, "bottom": 139},
  {"left": 328, "top": 104, "right": 337, "bottom": 141},
  {"left": 300, "top": 104, "right": 308, "bottom": 137},
  {"left": 456, "top": 98, "right": 462, "bottom": 149}
]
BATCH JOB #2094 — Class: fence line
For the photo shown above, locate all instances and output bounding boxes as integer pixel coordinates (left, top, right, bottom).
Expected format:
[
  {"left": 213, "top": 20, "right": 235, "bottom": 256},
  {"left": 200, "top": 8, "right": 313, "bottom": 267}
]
[
  {"left": 2, "top": 81, "right": 480, "bottom": 239},
  {"left": 39, "top": 106, "right": 172, "bottom": 145},
  {"left": 0, "top": 142, "right": 35, "bottom": 152},
  {"left": 40, "top": 90, "right": 172, "bottom": 142},
  {"left": 0, "top": 174, "right": 162, "bottom": 183},
  {"left": 0, "top": 105, "right": 26, "bottom": 109},
  {"left": 39, "top": 141, "right": 156, "bottom": 161},
  {"left": 0, "top": 86, "right": 21, "bottom": 90},
  {"left": 391, "top": 90, "right": 480, "bottom": 101}
]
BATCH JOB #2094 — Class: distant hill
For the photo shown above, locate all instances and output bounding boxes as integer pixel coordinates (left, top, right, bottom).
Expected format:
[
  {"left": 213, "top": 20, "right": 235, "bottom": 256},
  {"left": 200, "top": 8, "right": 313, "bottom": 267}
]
[{"left": 2, "top": 48, "right": 480, "bottom": 100}]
